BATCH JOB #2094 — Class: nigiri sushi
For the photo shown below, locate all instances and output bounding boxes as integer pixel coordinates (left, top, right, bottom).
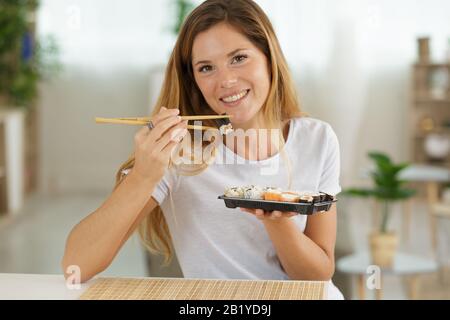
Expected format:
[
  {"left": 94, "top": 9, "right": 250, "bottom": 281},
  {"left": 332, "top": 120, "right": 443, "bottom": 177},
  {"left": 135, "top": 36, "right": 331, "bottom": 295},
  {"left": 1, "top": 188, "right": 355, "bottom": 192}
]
[
  {"left": 263, "top": 187, "right": 283, "bottom": 201},
  {"left": 280, "top": 192, "right": 300, "bottom": 203}
]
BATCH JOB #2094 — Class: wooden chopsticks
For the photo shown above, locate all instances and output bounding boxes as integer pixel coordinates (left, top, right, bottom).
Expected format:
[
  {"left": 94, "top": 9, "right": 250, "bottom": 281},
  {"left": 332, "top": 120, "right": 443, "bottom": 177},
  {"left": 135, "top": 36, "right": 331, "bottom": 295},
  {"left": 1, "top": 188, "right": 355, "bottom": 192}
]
[
  {"left": 116, "top": 115, "right": 232, "bottom": 121},
  {"left": 95, "top": 114, "right": 232, "bottom": 131}
]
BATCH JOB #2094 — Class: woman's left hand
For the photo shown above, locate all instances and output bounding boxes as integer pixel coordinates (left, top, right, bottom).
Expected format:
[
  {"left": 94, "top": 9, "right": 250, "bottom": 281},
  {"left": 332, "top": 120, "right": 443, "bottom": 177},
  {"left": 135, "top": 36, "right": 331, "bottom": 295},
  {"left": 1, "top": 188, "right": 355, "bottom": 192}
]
[{"left": 239, "top": 208, "right": 297, "bottom": 221}]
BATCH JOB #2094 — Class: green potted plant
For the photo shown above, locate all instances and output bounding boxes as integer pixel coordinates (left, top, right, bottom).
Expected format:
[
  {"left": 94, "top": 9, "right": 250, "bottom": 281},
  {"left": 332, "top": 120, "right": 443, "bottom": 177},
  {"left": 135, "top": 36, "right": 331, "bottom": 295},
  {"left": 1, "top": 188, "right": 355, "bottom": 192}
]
[
  {"left": 343, "top": 152, "right": 416, "bottom": 267},
  {"left": 171, "top": 0, "right": 195, "bottom": 35},
  {"left": 0, "top": 0, "right": 60, "bottom": 108}
]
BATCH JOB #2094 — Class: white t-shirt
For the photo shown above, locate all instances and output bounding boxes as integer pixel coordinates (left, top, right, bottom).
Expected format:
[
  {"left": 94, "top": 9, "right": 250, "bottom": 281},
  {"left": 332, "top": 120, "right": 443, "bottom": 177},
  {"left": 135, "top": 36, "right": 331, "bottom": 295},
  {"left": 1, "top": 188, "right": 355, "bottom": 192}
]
[{"left": 150, "top": 117, "right": 343, "bottom": 300}]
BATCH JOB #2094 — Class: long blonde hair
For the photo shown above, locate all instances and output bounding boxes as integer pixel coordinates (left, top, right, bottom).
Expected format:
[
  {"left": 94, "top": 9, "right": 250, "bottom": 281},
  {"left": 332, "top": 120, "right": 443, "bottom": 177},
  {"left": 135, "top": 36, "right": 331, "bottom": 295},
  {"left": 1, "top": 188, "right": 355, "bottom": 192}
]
[{"left": 114, "top": 0, "right": 304, "bottom": 263}]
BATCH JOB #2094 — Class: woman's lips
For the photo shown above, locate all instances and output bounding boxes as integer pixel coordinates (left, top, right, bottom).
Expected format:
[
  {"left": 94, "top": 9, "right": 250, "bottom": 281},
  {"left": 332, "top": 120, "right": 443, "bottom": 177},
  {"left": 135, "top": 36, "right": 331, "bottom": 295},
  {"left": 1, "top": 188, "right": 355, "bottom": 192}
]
[{"left": 219, "top": 89, "right": 250, "bottom": 108}]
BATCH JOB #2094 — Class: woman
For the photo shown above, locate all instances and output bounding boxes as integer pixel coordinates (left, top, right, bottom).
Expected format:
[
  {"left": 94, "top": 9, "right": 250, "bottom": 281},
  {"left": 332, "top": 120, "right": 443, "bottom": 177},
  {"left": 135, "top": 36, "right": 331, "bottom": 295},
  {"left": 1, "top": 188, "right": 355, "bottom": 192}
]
[{"left": 62, "top": 0, "right": 343, "bottom": 299}]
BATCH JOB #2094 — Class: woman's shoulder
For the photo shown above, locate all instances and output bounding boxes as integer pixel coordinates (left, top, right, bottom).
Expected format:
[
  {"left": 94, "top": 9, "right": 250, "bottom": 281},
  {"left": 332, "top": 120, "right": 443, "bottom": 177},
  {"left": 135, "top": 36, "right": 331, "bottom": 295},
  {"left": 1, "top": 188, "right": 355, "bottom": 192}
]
[{"left": 291, "top": 116, "right": 336, "bottom": 138}]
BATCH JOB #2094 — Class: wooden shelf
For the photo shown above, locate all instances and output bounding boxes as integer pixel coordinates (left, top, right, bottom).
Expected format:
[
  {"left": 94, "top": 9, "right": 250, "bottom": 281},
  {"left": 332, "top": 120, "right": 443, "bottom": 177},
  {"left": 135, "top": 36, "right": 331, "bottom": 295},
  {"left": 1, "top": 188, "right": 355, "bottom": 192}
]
[
  {"left": 414, "top": 98, "right": 450, "bottom": 104},
  {"left": 414, "top": 127, "right": 450, "bottom": 138},
  {"left": 410, "top": 59, "right": 450, "bottom": 166}
]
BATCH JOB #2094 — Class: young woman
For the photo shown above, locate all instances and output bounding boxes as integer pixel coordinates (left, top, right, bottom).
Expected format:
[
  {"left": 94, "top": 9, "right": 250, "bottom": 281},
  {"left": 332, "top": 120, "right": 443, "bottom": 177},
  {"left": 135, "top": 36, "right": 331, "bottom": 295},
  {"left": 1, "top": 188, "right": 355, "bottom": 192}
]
[{"left": 62, "top": 0, "right": 343, "bottom": 299}]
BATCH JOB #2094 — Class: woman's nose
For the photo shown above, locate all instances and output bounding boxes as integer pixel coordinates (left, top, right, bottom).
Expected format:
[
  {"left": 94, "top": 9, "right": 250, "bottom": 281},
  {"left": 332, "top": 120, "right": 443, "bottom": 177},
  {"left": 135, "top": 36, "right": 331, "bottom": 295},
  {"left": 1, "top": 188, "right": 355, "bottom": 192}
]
[{"left": 219, "top": 70, "right": 238, "bottom": 88}]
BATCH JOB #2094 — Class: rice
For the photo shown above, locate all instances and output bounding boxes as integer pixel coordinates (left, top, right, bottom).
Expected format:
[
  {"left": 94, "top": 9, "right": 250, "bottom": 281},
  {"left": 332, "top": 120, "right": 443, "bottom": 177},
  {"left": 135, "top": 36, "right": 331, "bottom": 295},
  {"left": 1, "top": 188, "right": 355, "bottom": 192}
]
[
  {"left": 219, "top": 123, "right": 234, "bottom": 135},
  {"left": 243, "top": 185, "right": 265, "bottom": 200},
  {"left": 224, "top": 187, "right": 244, "bottom": 198}
]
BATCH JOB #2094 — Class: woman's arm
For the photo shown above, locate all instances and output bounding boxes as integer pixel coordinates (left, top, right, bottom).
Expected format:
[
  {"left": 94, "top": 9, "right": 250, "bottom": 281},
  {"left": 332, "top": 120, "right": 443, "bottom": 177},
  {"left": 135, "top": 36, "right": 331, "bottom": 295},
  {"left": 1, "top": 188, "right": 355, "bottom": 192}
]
[
  {"left": 241, "top": 204, "right": 337, "bottom": 281},
  {"left": 61, "top": 172, "right": 159, "bottom": 283},
  {"left": 62, "top": 107, "right": 188, "bottom": 283},
  {"left": 261, "top": 204, "right": 337, "bottom": 280}
]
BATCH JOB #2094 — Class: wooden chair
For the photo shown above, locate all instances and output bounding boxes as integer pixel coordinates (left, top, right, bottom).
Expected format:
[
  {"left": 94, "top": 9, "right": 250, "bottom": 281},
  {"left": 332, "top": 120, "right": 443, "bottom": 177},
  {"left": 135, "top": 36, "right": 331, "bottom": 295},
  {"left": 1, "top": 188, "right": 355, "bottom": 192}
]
[{"left": 432, "top": 202, "right": 450, "bottom": 283}]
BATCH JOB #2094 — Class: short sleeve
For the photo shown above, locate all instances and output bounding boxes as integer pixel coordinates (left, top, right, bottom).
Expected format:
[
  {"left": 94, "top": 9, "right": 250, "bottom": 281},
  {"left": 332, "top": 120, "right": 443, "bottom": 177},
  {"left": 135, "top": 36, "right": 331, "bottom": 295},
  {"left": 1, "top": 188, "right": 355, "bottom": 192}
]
[
  {"left": 318, "top": 124, "right": 342, "bottom": 196},
  {"left": 151, "top": 168, "right": 179, "bottom": 205},
  {"left": 120, "top": 167, "right": 178, "bottom": 205}
]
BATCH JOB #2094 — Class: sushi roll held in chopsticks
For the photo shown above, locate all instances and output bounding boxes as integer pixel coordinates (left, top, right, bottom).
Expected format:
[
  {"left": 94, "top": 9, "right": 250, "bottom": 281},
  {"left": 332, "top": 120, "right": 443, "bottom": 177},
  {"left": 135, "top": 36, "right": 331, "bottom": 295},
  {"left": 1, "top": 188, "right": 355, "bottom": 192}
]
[
  {"left": 219, "top": 123, "right": 234, "bottom": 135},
  {"left": 215, "top": 116, "right": 234, "bottom": 135}
]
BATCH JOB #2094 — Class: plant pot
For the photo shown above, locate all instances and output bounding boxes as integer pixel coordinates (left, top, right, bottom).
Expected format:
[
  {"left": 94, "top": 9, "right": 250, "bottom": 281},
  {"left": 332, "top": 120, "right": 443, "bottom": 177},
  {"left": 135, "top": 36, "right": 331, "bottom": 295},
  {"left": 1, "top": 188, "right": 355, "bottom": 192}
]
[{"left": 369, "top": 232, "right": 398, "bottom": 268}]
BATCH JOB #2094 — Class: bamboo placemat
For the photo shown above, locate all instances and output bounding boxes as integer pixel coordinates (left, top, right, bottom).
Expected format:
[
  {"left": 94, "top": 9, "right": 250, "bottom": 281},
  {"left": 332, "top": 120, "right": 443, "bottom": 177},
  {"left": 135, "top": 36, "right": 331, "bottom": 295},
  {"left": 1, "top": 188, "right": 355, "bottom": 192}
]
[{"left": 79, "top": 277, "right": 327, "bottom": 300}]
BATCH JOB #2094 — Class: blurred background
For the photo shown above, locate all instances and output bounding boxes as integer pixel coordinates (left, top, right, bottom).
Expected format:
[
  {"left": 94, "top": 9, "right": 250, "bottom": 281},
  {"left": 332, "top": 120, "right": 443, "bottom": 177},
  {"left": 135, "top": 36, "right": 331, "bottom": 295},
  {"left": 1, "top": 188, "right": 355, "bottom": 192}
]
[{"left": 1, "top": 0, "right": 450, "bottom": 299}]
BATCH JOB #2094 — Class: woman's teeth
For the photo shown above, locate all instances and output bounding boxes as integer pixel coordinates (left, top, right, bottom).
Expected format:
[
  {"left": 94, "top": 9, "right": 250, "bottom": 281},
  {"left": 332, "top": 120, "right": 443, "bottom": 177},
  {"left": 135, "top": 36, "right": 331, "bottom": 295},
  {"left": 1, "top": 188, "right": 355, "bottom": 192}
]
[{"left": 222, "top": 90, "right": 248, "bottom": 103}]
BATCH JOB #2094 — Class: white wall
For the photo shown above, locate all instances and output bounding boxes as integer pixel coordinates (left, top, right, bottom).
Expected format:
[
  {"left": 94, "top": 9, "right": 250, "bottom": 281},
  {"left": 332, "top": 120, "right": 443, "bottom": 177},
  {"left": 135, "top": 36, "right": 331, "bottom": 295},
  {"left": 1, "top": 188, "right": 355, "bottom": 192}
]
[{"left": 37, "top": 0, "right": 450, "bottom": 194}]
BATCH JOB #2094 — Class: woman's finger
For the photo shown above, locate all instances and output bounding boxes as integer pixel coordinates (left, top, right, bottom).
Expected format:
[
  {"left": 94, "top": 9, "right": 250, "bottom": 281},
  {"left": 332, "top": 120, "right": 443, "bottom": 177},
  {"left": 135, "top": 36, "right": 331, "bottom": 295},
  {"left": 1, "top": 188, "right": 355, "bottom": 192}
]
[
  {"left": 239, "top": 208, "right": 296, "bottom": 220},
  {"left": 286, "top": 212, "right": 297, "bottom": 218},
  {"left": 255, "top": 209, "right": 266, "bottom": 220},
  {"left": 150, "top": 107, "right": 180, "bottom": 127},
  {"left": 255, "top": 209, "right": 264, "bottom": 216},
  {"left": 146, "top": 114, "right": 183, "bottom": 144},
  {"left": 135, "top": 107, "right": 179, "bottom": 143},
  {"left": 160, "top": 139, "right": 183, "bottom": 161},
  {"left": 153, "top": 120, "right": 188, "bottom": 152},
  {"left": 273, "top": 211, "right": 282, "bottom": 218}
]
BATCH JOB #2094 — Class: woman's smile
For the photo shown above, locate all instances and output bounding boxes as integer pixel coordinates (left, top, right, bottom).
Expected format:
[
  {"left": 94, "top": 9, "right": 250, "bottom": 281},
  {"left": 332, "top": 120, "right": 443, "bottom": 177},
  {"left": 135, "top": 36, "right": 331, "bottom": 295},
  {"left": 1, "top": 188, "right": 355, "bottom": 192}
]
[{"left": 219, "top": 89, "right": 250, "bottom": 108}]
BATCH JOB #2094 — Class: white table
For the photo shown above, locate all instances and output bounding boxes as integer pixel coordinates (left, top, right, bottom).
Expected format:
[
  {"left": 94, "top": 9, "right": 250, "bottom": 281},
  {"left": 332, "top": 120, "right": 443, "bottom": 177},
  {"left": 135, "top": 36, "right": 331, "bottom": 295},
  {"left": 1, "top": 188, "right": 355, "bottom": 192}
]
[
  {"left": 0, "top": 273, "right": 96, "bottom": 300},
  {"left": 337, "top": 252, "right": 438, "bottom": 300},
  {"left": 401, "top": 165, "right": 450, "bottom": 249}
]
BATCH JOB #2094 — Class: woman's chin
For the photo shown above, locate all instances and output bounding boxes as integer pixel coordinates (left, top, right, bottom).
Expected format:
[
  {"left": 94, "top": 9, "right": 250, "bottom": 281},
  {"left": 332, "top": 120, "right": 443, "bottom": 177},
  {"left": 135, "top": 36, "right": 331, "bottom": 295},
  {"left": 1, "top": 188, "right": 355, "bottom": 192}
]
[{"left": 227, "top": 113, "right": 246, "bottom": 124}]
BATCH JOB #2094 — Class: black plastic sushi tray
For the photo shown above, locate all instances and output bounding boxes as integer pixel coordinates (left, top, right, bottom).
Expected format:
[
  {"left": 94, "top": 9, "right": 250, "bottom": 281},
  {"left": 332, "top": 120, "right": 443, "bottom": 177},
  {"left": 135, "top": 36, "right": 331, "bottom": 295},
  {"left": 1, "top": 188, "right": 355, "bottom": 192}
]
[{"left": 218, "top": 195, "right": 337, "bottom": 215}]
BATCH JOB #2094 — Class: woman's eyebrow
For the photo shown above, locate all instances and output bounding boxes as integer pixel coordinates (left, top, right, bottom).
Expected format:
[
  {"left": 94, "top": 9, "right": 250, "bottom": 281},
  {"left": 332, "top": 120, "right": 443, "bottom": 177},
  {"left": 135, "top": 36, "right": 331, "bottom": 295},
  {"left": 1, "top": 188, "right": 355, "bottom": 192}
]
[{"left": 194, "top": 48, "right": 249, "bottom": 66}]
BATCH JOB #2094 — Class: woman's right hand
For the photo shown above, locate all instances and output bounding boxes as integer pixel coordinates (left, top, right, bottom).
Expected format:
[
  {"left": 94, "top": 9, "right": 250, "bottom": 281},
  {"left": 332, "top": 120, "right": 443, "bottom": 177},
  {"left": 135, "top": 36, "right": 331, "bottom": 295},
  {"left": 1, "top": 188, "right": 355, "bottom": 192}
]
[{"left": 131, "top": 107, "right": 188, "bottom": 183}]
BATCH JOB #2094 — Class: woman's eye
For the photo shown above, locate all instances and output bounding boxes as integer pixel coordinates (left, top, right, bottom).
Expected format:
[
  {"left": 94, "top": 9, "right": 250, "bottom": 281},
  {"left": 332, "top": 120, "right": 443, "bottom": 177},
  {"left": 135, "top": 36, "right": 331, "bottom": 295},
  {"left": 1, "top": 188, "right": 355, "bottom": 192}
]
[
  {"left": 232, "top": 54, "right": 247, "bottom": 64},
  {"left": 198, "top": 65, "right": 213, "bottom": 73}
]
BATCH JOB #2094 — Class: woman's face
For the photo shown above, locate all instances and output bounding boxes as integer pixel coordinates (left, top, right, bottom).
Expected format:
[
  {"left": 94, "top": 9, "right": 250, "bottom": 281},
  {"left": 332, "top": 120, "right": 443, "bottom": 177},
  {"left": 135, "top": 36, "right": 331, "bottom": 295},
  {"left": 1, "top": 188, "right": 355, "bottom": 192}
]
[{"left": 192, "top": 23, "right": 271, "bottom": 126}]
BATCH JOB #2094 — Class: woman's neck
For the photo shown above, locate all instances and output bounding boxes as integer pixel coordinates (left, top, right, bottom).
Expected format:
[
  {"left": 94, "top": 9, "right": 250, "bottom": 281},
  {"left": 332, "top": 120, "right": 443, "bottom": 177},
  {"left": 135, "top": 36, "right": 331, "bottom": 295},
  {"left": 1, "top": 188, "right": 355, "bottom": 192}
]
[{"left": 224, "top": 118, "right": 290, "bottom": 161}]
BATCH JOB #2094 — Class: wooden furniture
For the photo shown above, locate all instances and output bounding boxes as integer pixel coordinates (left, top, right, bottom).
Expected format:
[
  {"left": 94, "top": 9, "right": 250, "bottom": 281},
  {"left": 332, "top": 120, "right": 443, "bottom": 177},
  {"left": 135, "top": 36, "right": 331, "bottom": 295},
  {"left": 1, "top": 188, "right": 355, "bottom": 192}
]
[
  {"left": 80, "top": 277, "right": 327, "bottom": 300},
  {"left": 0, "top": 109, "right": 25, "bottom": 215},
  {"left": 432, "top": 202, "right": 450, "bottom": 276},
  {"left": 410, "top": 62, "right": 450, "bottom": 166},
  {"left": 399, "top": 165, "right": 450, "bottom": 251},
  {"left": 337, "top": 252, "right": 437, "bottom": 300}
]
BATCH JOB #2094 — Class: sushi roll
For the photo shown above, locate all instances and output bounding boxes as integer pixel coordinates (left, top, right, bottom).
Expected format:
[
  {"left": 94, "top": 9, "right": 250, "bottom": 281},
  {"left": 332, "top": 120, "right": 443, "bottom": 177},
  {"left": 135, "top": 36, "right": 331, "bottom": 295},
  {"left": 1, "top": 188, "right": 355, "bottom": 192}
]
[
  {"left": 219, "top": 123, "right": 234, "bottom": 135},
  {"left": 298, "top": 191, "right": 322, "bottom": 203},
  {"left": 215, "top": 116, "right": 234, "bottom": 135},
  {"left": 298, "top": 191, "right": 314, "bottom": 203},
  {"left": 323, "top": 193, "right": 336, "bottom": 202},
  {"left": 224, "top": 186, "right": 244, "bottom": 198},
  {"left": 243, "top": 185, "right": 265, "bottom": 200},
  {"left": 280, "top": 192, "right": 300, "bottom": 203},
  {"left": 310, "top": 192, "right": 322, "bottom": 203},
  {"left": 263, "top": 187, "right": 283, "bottom": 201},
  {"left": 318, "top": 192, "right": 328, "bottom": 202}
]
